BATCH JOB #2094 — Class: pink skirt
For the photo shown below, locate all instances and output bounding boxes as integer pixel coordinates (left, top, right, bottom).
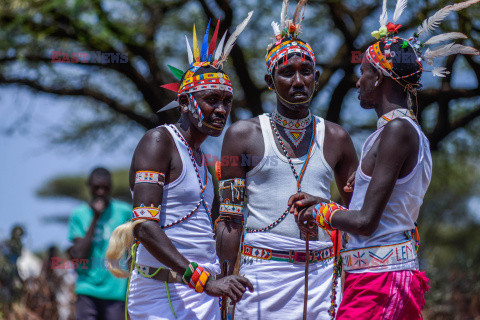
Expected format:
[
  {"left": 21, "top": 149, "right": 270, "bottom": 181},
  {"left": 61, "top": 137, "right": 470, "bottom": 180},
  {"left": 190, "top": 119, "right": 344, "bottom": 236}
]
[{"left": 336, "top": 270, "right": 430, "bottom": 320}]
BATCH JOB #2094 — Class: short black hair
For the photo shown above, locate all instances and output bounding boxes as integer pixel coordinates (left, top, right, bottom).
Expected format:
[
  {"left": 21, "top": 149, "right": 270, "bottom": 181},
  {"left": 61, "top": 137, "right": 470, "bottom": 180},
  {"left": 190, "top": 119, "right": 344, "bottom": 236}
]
[
  {"left": 88, "top": 167, "right": 111, "bottom": 184},
  {"left": 378, "top": 40, "right": 422, "bottom": 85}
]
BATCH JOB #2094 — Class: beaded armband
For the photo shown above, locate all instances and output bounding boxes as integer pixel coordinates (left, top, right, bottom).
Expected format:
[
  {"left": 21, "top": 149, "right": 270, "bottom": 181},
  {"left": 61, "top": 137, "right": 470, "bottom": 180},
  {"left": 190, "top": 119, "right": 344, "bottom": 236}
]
[
  {"left": 132, "top": 205, "right": 161, "bottom": 222},
  {"left": 183, "top": 263, "right": 211, "bottom": 293},
  {"left": 312, "top": 201, "right": 346, "bottom": 231},
  {"left": 135, "top": 170, "right": 165, "bottom": 186},
  {"left": 218, "top": 178, "right": 246, "bottom": 224}
]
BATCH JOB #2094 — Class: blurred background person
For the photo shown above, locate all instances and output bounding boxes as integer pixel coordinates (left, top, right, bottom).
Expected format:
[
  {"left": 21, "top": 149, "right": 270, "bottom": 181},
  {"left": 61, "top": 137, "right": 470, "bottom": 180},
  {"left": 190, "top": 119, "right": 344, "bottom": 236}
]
[
  {"left": 0, "top": 225, "right": 25, "bottom": 318},
  {"left": 67, "top": 167, "right": 131, "bottom": 320}
]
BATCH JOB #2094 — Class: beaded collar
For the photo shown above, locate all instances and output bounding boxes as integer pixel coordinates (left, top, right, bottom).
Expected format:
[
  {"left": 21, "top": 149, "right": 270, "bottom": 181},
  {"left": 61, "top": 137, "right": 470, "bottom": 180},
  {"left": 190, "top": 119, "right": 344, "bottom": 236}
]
[
  {"left": 272, "top": 109, "right": 312, "bottom": 148},
  {"left": 377, "top": 108, "right": 416, "bottom": 130}
]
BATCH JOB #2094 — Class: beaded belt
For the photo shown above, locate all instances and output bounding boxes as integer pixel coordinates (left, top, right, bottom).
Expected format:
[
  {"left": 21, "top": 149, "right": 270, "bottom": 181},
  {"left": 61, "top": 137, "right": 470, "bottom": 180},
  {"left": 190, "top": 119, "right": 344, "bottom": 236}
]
[
  {"left": 241, "top": 244, "right": 334, "bottom": 264},
  {"left": 136, "top": 264, "right": 183, "bottom": 283},
  {"left": 340, "top": 240, "right": 417, "bottom": 272}
]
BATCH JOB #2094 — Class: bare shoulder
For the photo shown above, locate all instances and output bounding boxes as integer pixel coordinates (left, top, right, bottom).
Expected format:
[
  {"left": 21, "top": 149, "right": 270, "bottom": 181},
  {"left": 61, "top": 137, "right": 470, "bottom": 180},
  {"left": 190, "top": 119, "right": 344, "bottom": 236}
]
[
  {"left": 381, "top": 118, "right": 418, "bottom": 143},
  {"left": 324, "top": 119, "right": 351, "bottom": 143},
  {"left": 225, "top": 117, "right": 261, "bottom": 139},
  {"left": 133, "top": 126, "right": 175, "bottom": 168},
  {"left": 223, "top": 117, "right": 263, "bottom": 156}
]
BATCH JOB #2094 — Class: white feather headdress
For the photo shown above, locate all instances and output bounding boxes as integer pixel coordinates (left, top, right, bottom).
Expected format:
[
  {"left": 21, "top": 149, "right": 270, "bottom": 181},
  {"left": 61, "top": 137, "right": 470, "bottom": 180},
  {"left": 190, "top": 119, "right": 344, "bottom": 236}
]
[
  {"left": 369, "top": 0, "right": 479, "bottom": 79},
  {"left": 269, "top": 0, "right": 309, "bottom": 47}
]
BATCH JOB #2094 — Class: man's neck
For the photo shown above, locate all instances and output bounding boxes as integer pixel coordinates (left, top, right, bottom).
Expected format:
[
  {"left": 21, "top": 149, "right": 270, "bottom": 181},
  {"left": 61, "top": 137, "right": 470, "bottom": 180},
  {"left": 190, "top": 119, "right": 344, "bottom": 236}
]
[
  {"left": 276, "top": 101, "right": 310, "bottom": 119},
  {"left": 176, "top": 120, "right": 207, "bottom": 151},
  {"left": 374, "top": 90, "right": 409, "bottom": 118}
]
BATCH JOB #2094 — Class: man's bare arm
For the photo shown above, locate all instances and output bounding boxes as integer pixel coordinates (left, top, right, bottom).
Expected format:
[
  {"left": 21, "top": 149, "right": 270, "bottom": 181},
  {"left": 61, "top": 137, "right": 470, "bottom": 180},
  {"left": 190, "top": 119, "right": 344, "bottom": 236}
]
[
  {"left": 133, "top": 127, "right": 253, "bottom": 300},
  {"left": 68, "top": 218, "right": 100, "bottom": 260},
  {"left": 216, "top": 121, "right": 255, "bottom": 276},
  {"left": 131, "top": 128, "right": 191, "bottom": 273},
  {"left": 324, "top": 121, "right": 359, "bottom": 207},
  {"left": 330, "top": 119, "right": 418, "bottom": 235},
  {"left": 68, "top": 197, "right": 109, "bottom": 260}
]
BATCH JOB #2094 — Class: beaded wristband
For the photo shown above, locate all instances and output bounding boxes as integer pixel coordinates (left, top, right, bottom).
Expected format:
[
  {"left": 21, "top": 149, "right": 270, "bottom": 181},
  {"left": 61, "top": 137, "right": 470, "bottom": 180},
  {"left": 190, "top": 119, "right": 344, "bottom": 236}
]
[
  {"left": 195, "top": 271, "right": 211, "bottom": 293},
  {"left": 313, "top": 201, "right": 345, "bottom": 231},
  {"left": 189, "top": 266, "right": 204, "bottom": 289},
  {"left": 182, "top": 262, "right": 199, "bottom": 285}
]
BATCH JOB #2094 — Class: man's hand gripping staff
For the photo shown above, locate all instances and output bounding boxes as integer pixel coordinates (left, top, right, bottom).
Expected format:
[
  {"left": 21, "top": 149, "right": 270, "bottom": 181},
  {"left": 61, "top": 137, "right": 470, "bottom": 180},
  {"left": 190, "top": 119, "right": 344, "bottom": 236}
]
[{"left": 288, "top": 193, "right": 346, "bottom": 233}]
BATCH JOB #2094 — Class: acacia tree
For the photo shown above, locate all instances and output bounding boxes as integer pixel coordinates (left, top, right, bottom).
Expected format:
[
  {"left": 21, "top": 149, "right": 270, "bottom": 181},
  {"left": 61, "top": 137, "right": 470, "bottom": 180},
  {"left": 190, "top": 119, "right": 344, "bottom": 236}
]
[{"left": 1, "top": 0, "right": 480, "bottom": 149}]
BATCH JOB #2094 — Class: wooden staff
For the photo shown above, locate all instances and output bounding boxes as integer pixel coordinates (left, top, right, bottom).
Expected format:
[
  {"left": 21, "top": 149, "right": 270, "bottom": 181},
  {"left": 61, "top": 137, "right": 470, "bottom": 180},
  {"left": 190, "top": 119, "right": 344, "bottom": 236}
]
[
  {"left": 303, "top": 232, "right": 310, "bottom": 320},
  {"left": 221, "top": 260, "right": 229, "bottom": 320}
]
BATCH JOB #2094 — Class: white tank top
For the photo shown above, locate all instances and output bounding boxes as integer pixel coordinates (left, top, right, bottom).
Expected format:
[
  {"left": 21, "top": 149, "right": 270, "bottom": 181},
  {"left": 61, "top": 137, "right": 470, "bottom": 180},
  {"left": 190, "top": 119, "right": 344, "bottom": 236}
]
[
  {"left": 244, "top": 114, "right": 334, "bottom": 251},
  {"left": 346, "top": 117, "right": 432, "bottom": 251},
  {"left": 135, "top": 125, "right": 220, "bottom": 275}
]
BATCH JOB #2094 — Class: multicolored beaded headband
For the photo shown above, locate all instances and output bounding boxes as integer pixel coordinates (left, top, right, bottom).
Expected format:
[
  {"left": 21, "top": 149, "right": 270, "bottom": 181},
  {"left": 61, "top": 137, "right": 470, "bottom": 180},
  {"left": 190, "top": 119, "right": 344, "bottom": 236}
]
[
  {"left": 366, "top": 0, "right": 479, "bottom": 89},
  {"left": 266, "top": 0, "right": 316, "bottom": 75},
  {"left": 159, "top": 12, "right": 253, "bottom": 126}
]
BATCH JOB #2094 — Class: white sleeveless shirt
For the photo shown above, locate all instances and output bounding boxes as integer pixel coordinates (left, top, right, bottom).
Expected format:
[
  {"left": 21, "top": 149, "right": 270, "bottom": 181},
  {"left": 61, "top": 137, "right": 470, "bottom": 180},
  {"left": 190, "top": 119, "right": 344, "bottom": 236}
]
[
  {"left": 346, "top": 117, "right": 432, "bottom": 252},
  {"left": 135, "top": 125, "right": 220, "bottom": 275},
  {"left": 244, "top": 114, "right": 334, "bottom": 251}
]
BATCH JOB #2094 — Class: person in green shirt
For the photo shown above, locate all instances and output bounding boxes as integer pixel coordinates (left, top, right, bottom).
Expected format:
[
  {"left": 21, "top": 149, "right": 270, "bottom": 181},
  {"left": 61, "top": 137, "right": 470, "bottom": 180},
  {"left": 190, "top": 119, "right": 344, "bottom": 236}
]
[{"left": 68, "top": 167, "right": 131, "bottom": 320}]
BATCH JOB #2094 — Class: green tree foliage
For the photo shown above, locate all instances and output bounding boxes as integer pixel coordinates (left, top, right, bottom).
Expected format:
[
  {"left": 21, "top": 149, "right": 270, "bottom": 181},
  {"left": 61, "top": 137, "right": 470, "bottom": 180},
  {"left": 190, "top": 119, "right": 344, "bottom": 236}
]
[
  {"left": 36, "top": 168, "right": 131, "bottom": 203},
  {"left": 419, "top": 130, "right": 480, "bottom": 317},
  {"left": 3, "top": 0, "right": 480, "bottom": 317},
  {"left": 1, "top": 0, "right": 480, "bottom": 149}
]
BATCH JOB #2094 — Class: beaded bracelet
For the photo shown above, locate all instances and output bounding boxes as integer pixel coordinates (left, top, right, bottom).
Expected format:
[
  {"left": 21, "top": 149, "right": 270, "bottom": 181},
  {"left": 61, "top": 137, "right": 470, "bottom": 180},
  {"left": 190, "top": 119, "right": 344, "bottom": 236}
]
[
  {"left": 195, "top": 270, "right": 211, "bottom": 293},
  {"left": 313, "top": 201, "right": 345, "bottom": 231},
  {"left": 182, "top": 262, "right": 211, "bottom": 293},
  {"left": 182, "top": 262, "right": 199, "bottom": 285},
  {"left": 188, "top": 266, "right": 203, "bottom": 289}
]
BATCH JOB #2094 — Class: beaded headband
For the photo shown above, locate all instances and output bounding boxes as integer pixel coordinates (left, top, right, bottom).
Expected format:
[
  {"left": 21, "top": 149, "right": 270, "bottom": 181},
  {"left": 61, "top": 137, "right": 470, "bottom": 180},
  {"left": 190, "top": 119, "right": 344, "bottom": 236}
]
[
  {"left": 365, "top": 39, "right": 423, "bottom": 83},
  {"left": 366, "top": 0, "right": 479, "bottom": 89},
  {"left": 159, "top": 12, "right": 253, "bottom": 125},
  {"left": 265, "top": 0, "right": 315, "bottom": 75}
]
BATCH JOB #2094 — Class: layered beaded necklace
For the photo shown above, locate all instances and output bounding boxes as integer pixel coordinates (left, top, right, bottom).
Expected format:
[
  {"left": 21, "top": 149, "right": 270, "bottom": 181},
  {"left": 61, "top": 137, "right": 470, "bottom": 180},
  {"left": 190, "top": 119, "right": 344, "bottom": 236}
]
[
  {"left": 162, "top": 124, "right": 212, "bottom": 229},
  {"left": 245, "top": 113, "right": 316, "bottom": 233},
  {"left": 272, "top": 109, "right": 312, "bottom": 148},
  {"left": 377, "top": 108, "right": 416, "bottom": 129}
]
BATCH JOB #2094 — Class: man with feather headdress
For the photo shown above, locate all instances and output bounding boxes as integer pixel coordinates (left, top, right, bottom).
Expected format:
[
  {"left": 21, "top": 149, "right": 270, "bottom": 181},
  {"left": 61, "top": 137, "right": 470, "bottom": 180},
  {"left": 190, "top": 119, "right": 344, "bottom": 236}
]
[
  {"left": 105, "top": 14, "right": 255, "bottom": 320},
  {"left": 215, "top": 1, "right": 358, "bottom": 319},
  {"left": 290, "top": 0, "right": 479, "bottom": 318}
]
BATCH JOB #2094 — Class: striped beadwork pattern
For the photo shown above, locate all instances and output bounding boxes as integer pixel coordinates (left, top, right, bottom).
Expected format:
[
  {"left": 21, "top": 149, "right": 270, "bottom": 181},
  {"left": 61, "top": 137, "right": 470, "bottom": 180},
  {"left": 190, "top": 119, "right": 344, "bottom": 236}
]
[
  {"left": 377, "top": 108, "right": 416, "bottom": 129},
  {"left": 132, "top": 206, "right": 160, "bottom": 221},
  {"left": 135, "top": 170, "right": 165, "bottom": 186},
  {"left": 219, "top": 178, "right": 246, "bottom": 223},
  {"left": 182, "top": 262, "right": 199, "bottom": 285},
  {"left": 313, "top": 201, "right": 346, "bottom": 231}
]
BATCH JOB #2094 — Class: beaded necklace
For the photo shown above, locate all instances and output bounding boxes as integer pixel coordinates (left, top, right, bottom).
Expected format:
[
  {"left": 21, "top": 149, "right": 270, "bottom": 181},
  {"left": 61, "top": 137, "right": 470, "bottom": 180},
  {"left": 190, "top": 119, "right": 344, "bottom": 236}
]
[
  {"left": 161, "top": 125, "right": 212, "bottom": 229},
  {"left": 377, "top": 108, "right": 416, "bottom": 129},
  {"left": 273, "top": 114, "right": 339, "bottom": 320},
  {"left": 245, "top": 113, "right": 316, "bottom": 233},
  {"left": 272, "top": 109, "right": 312, "bottom": 148}
]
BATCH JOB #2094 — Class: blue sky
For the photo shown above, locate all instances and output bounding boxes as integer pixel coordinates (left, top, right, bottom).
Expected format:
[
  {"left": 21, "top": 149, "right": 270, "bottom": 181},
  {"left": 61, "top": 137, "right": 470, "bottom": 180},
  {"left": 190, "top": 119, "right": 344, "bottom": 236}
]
[{"left": 0, "top": 87, "right": 141, "bottom": 251}]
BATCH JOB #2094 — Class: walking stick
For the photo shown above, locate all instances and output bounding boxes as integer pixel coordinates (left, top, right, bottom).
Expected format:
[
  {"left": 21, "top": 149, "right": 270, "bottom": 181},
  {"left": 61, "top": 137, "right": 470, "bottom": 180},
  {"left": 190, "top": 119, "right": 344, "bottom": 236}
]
[
  {"left": 221, "top": 260, "right": 229, "bottom": 320},
  {"left": 303, "top": 231, "right": 310, "bottom": 320}
]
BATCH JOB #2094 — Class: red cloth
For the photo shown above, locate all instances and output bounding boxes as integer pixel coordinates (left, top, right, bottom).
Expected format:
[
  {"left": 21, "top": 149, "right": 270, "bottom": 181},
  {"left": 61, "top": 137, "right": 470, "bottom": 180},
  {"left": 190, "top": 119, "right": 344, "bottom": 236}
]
[{"left": 336, "top": 270, "right": 430, "bottom": 320}]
